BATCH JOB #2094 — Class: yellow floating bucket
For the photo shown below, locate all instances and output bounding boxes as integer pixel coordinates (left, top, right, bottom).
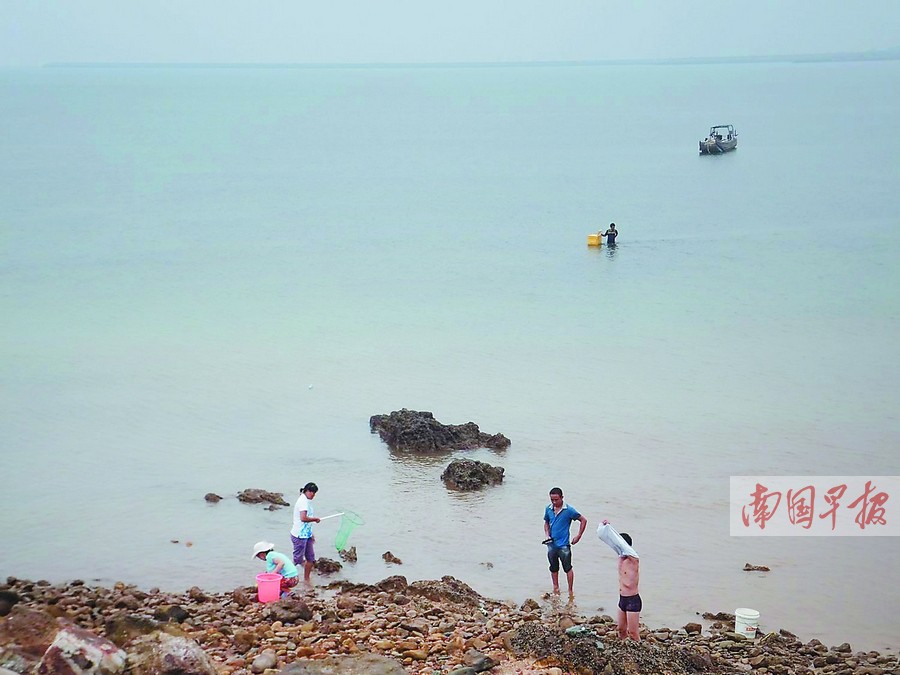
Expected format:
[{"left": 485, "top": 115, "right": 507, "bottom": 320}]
[{"left": 587, "top": 233, "right": 601, "bottom": 246}]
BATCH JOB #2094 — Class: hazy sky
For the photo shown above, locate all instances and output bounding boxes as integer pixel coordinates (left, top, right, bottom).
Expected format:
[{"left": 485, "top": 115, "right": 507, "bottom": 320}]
[{"left": 3, "top": 1, "right": 900, "bottom": 66}]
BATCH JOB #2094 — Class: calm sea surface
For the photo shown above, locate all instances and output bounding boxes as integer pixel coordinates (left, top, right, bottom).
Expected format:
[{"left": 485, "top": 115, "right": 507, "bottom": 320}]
[{"left": 2, "top": 61, "right": 899, "bottom": 653}]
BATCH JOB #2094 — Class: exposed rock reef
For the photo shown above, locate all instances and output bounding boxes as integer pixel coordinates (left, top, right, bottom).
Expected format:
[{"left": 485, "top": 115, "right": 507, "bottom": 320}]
[
  {"left": 236, "top": 489, "right": 290, "bottom": 507},
  {"left": 369, "top": 410, "right": 511, "bottom": 453},
  {"left": 1, "top": 575, "right": 897, "bottom": 675}
]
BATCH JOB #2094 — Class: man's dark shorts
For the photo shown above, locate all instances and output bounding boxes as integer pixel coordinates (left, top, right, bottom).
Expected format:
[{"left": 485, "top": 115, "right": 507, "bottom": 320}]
[
  {"left": 547, "top": 544, "right": 573, "bottom": 573},
  {"left": 618, "top": 593, "right": 642, "bottom": 613}
]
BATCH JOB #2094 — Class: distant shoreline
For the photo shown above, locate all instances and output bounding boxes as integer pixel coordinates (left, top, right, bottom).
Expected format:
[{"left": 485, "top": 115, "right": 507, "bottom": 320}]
[{"left": 39, "top": 50, "right": 900, "bottom": 69}]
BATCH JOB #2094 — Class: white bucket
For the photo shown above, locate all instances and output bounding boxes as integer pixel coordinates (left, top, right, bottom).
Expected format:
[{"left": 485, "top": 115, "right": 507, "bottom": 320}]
[{"left": 734, "top": 607, "right": 760, "bottom": 638}]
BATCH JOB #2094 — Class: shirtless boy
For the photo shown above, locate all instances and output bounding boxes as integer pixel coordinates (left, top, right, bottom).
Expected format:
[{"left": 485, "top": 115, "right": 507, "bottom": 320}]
[{"left": 616, "top": 531, "right": 641, "bottom": 641}]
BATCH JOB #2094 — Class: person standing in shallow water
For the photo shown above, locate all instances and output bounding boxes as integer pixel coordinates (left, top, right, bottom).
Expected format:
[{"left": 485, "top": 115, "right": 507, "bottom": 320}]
[
  {"left": 603, "top": 223, "right": 618, "bottom": 245},
  {"left": 543, "top": 487, "right": 588, "bottom": 597},
  {"left": 291, "top": 482, "right": 321, "bottom": 582},
  {"left": 603, "top": 519, "right": 642, "bottom": 641}
]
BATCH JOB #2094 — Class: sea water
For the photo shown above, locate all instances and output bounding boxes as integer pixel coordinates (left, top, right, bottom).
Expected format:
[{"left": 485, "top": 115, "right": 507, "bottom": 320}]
[{"left": 1, "top": 60, "right": 898, "bottom": 652}]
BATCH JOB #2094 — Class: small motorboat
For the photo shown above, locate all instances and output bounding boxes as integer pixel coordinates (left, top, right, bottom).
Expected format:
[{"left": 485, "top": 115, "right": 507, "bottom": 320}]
[{"left": 699, "top": 124, "right": 737, "bottom": 154}]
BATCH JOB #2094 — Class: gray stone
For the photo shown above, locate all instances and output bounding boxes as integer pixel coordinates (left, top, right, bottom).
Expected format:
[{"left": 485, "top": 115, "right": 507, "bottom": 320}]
[
  {"left": 251, "top": 649, "right": 277, "bottom": 673},
  {"left": 280, "top": 653, "right": 406, "bottom": 674},
  {"left": 264, "top": 596, "right": 313, "bottom": 623}
]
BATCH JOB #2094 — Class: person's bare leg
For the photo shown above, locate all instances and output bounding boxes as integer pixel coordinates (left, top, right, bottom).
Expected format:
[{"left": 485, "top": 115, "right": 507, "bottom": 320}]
[
  {"left": 303, "top": 561, "right": 314, "bottom": 582},
  {"left": 626, "top": 612, "right": 641, "bottom": 641},
  {"left": 617, "top": 607, "right": 628, "bottom": 639},
  {"left": 566, "top": 569, "right": 575, "bottom": 597},
  {"left": 550, "top": 571, "right": 560, "bottom": 594}
]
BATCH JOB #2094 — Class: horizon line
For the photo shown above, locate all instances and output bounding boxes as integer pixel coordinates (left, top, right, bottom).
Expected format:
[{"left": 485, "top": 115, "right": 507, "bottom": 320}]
[{"left": 38, "top": 49, "right": 900, "bottom": 70}]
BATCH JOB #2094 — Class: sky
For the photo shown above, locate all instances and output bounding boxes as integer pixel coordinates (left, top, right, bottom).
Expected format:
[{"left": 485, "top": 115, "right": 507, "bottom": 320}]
[{"left": 2, "top": 0, "right": 900, "bottom": 67}]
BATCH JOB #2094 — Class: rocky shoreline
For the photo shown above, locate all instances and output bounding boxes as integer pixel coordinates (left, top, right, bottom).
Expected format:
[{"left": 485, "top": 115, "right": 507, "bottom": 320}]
[{"left": 1, "top": 575, "right": 898, "bottom": 675}]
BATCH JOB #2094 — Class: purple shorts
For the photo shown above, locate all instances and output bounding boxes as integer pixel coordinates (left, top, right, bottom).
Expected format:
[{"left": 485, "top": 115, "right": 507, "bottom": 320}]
[{"left": 291, "top": 534, "right": 315, "bottom": 564}]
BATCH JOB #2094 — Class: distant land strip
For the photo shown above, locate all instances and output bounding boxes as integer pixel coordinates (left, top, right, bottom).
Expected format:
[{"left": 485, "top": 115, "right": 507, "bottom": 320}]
[{"left": 42, "top": 48, "right": 900, "bottom": 69}]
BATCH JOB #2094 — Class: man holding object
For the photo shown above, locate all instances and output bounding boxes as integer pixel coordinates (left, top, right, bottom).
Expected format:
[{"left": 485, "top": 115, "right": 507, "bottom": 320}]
[
  {"left": 543, "top": 486, "right": 588, "bottom": 597},
  {"left": 600, "top": 518, "right": 642, "bottom": 641}
]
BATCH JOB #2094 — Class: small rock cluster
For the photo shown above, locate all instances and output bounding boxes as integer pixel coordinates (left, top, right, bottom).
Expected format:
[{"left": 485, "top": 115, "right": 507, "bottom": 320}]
[
  {"left": 1, "top": 575, "right": 898, "bottom": 675},
  {"left": 441, "top": 459, "right": 505, "bottom": 491}
]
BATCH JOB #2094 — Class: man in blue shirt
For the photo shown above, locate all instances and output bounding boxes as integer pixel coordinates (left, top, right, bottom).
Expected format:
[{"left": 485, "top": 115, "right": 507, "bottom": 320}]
[{"left": 543, "top": 486, "right": 588, "bottom": 597}]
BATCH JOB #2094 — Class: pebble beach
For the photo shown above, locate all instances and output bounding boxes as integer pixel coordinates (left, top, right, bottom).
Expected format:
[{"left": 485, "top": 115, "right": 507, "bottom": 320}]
[{"left": 2, "top": 574, "right": 898, "bottom": 675}]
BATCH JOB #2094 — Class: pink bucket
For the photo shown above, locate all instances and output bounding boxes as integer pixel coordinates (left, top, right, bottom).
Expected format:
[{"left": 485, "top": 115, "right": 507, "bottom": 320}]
[{"left": 256, "top": 573, "right": 282, "bottom": 603}]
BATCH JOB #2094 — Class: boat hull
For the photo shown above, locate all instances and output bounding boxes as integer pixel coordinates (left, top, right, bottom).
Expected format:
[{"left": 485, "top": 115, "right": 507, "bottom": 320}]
[{"left": 699, "top": 138, "right": 737, "bottom": 154}]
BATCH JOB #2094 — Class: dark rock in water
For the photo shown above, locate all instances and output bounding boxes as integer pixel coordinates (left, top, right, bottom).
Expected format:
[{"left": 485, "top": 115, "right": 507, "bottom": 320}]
[
  {"left": 315, "top": 558, "right": 342, "bottom": 575},
  {"left": 236, "top": 489, "right": 289, "bottom": 506},
  {"left": 338, "top": 546, "right": 357, "bottom": 562},
  {"left": 441, "top": 458, "right": 504, "bottom": 490},
  {"left": 203, "top": 493, "right": 222, "bottom": 503},
  {"left": 382, "top": 551, "right": 403, "bottom": 565},
  {"left": 743, "top": 562, "right": 771, "bottom": 571},
  {"left": 703, "top": 610, "right": 735, "bottom": 622},
  {"left": 369, "top": 409, "right": 510, "bottom": 453}
]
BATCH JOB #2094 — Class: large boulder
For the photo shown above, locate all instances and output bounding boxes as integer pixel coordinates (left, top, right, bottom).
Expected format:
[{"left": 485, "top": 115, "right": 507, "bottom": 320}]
[
  {"left": 369, "top": 410, "right": 510, "bottom": 453},
  {"left": 441, "top": 458, "right": 504, "bottom": 490},
  {"left": 125, "top": 631, "right": 217, "bottom": 675},
  {"left": 37, "top": 625, "right": 126, "bottom": 675},
  {"left": 0, "top": 606, "right": 61, "bottom": 660}
]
